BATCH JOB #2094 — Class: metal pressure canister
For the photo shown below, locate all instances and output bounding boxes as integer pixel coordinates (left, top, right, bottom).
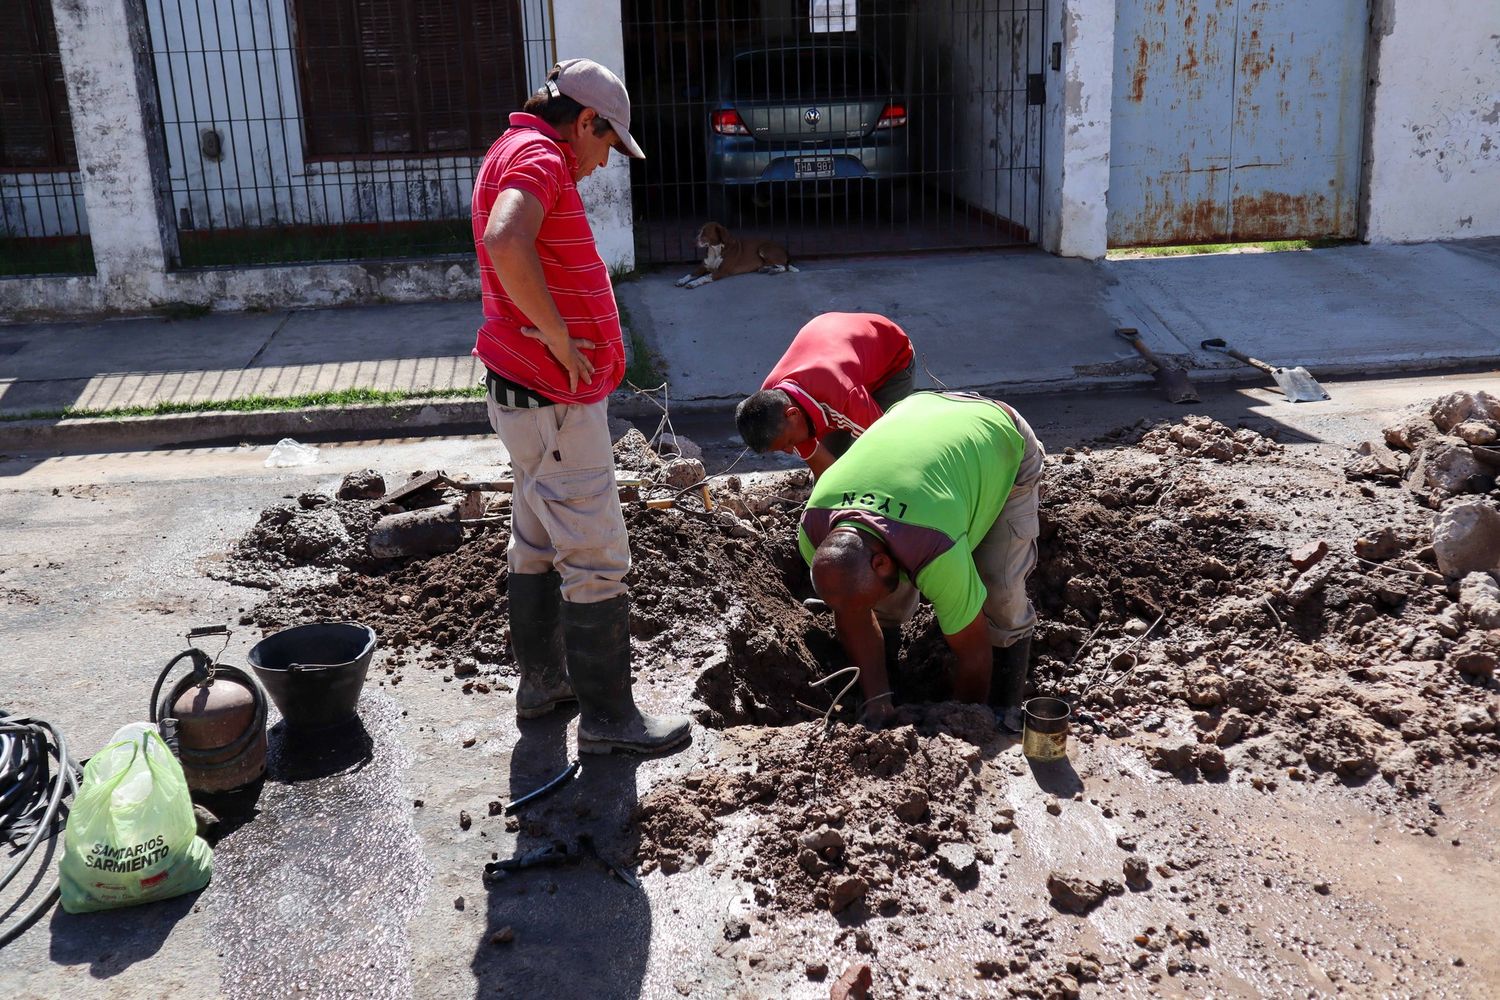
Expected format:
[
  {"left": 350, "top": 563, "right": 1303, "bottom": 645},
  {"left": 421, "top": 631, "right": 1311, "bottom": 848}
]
[{"left": 151, "top": 626, "right": 268, "bottom": 794}]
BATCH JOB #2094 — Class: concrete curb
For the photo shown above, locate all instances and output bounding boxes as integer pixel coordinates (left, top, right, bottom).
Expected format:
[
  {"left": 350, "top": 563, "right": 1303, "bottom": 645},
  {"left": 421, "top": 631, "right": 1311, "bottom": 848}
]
[{"left": 4, "top": 353, "right": 1497, "bottom": 456}]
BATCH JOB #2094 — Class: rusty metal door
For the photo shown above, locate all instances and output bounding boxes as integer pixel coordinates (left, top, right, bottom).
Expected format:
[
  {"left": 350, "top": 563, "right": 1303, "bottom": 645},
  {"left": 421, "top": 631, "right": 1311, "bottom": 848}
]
[{"left": 1108, "top": 0, "right": 1369, "bottom": 246}]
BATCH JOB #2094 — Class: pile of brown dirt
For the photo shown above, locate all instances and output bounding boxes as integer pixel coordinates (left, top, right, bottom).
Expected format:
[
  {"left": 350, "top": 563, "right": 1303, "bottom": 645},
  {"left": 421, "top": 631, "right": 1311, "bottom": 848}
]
[
  {"left": 210, "top": 493, "right": 386, "bottom": 589},
  {"left": 223, "top": 414, "right": 1497, "bottom": 798},
  {"left": 232, "top": 436, "right": 833, "bottom": 692},
  {"left": 633, "top": 718, "right": 987, "bottom": 915},
  {"left": 1135, "top": 413, "right": 1281, "bottom": 462}
]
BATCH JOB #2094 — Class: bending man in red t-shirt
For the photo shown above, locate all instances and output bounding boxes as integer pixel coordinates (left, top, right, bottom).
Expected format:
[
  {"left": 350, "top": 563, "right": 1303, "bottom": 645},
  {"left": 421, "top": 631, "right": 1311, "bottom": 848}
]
[
  {"left": 735, "top": 313, "right": 917, "bottom": 478},
  {"left": 472, "top": 59, "right": 689, "bottom": 755}
]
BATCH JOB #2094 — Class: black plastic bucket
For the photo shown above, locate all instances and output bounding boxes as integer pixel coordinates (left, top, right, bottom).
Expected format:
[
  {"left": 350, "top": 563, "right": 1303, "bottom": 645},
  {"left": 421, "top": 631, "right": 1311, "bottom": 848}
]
[{"left": 247, "top": 622, "right": 376, "bottom": 731}]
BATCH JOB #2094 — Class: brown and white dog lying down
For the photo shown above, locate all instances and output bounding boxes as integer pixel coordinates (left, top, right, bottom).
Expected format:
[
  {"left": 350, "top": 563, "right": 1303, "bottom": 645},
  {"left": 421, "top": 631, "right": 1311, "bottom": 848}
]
[{"left": 675, "top": 221, "right": 799, "bottom": 289}]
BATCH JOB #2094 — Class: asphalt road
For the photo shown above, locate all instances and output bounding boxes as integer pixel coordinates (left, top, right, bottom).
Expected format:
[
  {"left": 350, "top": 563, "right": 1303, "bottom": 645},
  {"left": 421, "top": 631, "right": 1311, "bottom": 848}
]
[{"left": 2, "top": 370, "right": 1497, "bottom": 998}]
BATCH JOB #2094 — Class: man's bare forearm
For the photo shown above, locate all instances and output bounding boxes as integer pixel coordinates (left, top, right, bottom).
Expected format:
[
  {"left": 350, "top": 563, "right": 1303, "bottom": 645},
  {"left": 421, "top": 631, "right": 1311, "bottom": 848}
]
[{"left": 835, "top": 607, "right": 891, "bottom": 702}]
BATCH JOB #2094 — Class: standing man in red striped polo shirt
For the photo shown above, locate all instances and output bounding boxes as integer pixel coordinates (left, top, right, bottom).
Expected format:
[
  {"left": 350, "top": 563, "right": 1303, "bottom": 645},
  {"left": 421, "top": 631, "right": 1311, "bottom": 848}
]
[
  {"left": 736, "top": 313, "right": 918, "bottom": 478},
  {"left": 472, "top": 59, "right": 690, "bottom": 755}
]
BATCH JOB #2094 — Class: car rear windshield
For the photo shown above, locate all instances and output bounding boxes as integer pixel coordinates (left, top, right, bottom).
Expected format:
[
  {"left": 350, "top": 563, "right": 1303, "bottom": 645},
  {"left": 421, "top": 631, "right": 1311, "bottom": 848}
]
[{"left": 732, "top": 49, "right": 891, "bottom": 102}]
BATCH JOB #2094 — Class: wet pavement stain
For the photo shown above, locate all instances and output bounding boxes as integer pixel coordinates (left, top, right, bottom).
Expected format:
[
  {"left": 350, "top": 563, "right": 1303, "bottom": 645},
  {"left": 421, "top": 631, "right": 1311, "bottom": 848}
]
[{"left": 207, "top": 693, "right": 430, "bottom": 999}]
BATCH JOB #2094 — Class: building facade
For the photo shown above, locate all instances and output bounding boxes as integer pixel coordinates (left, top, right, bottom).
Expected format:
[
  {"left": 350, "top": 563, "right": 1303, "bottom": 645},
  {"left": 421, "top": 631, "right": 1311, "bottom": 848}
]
[{"left": 1, "top": 0, "right": 1496, "bottom": 318}]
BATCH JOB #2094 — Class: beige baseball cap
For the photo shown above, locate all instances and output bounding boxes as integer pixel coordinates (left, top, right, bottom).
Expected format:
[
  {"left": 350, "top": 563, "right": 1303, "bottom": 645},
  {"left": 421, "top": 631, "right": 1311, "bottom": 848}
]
[{"left": 544, "top": 58, "right": 646, "bottom": 160}]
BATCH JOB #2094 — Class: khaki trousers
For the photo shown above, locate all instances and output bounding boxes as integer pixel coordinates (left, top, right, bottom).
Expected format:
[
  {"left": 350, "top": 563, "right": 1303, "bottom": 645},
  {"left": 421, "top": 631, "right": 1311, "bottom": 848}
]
[
  {"left": 486, "top": 395, "right": 631, "bottom": 604},
  {"left": 874, "top": 409, "right": 1045, "bottom": 647}
]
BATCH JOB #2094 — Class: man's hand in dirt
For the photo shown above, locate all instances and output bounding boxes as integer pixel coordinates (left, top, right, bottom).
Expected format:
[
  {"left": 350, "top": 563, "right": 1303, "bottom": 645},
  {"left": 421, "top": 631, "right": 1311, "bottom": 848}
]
[
  {"left": 520, "top": 325, "right": 597, "bottom": 394},
  {"left": 857, "top": 694, "right": 897, "bottom": 730}
]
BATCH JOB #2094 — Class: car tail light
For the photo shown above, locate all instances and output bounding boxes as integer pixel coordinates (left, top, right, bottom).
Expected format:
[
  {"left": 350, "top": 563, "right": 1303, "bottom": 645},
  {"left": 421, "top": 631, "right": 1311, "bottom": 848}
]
[
  {"left": 711, "top": 109, "right": 750, "bottom": 136},
  {"left": 876, "top": 103, "right": 908, "bottom": 128}
]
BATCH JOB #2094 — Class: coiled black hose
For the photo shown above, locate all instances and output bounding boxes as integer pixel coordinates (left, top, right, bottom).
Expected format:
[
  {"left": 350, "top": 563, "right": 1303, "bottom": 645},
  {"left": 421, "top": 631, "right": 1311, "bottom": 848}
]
[{"left": 0, "top": 711, "right": 81, "bottom": 949}]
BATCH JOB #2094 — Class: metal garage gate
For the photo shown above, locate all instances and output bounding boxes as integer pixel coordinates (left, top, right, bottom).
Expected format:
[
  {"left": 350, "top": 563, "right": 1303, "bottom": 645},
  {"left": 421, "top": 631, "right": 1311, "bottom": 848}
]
[
  {"left": 623, "top": 0, "right": 1047, "bottom": 265},
  {"left": 1108, "top": 0, "right": 1369, "bottom": 246}
]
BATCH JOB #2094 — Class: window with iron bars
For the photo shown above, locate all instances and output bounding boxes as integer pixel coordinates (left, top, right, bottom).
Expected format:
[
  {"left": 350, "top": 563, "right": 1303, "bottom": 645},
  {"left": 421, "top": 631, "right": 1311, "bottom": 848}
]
[
  {"left": 293, "top": 0, "right": 530, "bottom": 159},
  {"left": 0, "top": 0, "right": 78, "bottom": 171}
]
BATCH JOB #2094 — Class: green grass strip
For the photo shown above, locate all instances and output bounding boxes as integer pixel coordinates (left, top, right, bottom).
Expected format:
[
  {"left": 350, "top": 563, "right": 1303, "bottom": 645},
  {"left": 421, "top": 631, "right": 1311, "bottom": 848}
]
[
  {"left": 1, "top": 385, "right": 487, "bottom": 423},
  {"left": 1107, "top": 238, "right": 1353, "bottom": 259}
]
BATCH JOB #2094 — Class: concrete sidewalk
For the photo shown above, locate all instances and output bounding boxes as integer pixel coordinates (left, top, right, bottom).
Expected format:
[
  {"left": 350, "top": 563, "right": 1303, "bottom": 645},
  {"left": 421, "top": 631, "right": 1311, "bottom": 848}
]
[{"left": 2, "top": 238, "right": 1498, "bottom": 452}]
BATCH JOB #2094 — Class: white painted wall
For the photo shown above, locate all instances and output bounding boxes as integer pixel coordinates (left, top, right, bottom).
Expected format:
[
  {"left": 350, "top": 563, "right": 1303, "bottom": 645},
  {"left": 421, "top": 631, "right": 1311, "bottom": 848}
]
[
  {"left": 50, "top": 0, "right": 176, "bottom": 296},
  {"left": 1041, "top": 0, "right": 1112, "bottom": 259},
  {"left": 913, "top": 2, "right": 1044, "bottom": 232},
  {"left": 1364, "top": 0, "right": 1500, "bottom": 241},
  {"left": 553, "top": 0, "right": 635, "bottom": 271}
]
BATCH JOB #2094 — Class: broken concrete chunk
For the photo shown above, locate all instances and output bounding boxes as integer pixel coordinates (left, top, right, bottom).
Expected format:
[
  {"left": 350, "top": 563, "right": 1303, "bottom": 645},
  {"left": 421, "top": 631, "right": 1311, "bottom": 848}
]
[
  {"left": 1411, "top": 440, "right": 1489, "bottom": 496},
  {"left": 1432, "top": 499, "right": 1500, "bottom": 577},
  {"left": 1452, "top": 420, "right": 1500, "bottom": 446},
  {"left": 1458, "top": 572, "right": 1500, "bottom": 629},
  {"left": 1384, "top": 413, "right": 1435, "bottom": 452},
  {"left": 1430, "top": 391, "right": 1499, "bottom": 433},
  {"left": 661, "top": 457, "right": 707, "bottom": 490},
  {"left": 1345, "top": 441, "right": 1403, "bottom": 480}
]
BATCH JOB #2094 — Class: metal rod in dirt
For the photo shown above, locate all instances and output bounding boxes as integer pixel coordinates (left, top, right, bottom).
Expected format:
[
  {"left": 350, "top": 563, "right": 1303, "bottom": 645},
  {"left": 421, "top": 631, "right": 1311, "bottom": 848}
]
[{"left": 504, "top": 760, "right": 581, "bottom": 815}]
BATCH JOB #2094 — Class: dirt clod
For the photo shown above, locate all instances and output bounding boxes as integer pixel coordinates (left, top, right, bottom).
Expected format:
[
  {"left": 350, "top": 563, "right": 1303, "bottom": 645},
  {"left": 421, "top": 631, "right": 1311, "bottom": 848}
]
[{"left": 1047, "top": 872, "right": 1113, "bottom": 915}]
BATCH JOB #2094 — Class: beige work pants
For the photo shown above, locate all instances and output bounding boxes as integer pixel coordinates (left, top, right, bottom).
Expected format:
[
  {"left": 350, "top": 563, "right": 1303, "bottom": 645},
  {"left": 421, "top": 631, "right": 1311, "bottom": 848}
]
[
  {"left": 874, "top": 409, "right": 1045, "bottom": 647},
  {"left": 487, "top": 396, "right": 630, "bottom": 604}
]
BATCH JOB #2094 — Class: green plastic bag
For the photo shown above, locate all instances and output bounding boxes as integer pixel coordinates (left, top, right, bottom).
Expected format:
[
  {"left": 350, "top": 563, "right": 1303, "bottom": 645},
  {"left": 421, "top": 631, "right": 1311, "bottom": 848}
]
[{"left": 59, "top": 722, "right": 212, "bottom": 913}]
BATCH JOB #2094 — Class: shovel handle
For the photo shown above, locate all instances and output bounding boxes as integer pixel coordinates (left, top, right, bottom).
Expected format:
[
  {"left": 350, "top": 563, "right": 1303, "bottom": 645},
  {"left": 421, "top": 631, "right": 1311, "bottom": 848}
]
[
  {"left": 1199, "top": 338, "right": 1276, "bottom": 375},
  {"left": 1114, "top": 327, "right": 1166, "bottom": 369}
]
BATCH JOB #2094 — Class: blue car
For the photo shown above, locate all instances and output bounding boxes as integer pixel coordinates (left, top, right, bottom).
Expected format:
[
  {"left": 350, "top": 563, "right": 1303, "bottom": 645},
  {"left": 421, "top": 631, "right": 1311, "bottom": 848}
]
[{"left": 706, "top": 45, "right": 909, "bottom": 212}]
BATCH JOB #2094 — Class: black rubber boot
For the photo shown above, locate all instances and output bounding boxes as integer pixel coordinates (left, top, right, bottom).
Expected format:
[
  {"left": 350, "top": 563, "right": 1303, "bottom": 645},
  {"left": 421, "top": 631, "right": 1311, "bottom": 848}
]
[
  {"left": 563, "top": 595, "right": 692, "bottom": 755},
  {"left": 508, "top": 571, "right": 575, "bottom": 720},
  {"left": 991, "top": 634, "right": 1032, "bottom": 733}
]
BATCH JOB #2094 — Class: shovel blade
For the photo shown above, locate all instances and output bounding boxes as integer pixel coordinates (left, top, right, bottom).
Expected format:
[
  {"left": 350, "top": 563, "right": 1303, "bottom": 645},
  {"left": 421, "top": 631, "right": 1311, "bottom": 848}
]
[
  {"left": 1153, "top": 366, "right": 1200, "bottom": 404},
  {"left": 1271, "top": 367, "right": 1329, "bottom": 403}
]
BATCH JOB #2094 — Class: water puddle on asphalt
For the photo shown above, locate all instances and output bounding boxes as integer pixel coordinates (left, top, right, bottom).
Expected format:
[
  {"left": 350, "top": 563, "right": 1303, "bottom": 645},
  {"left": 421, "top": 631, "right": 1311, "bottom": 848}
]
[{"left": 207, "top": 693, "right": 430, "bottom": 999}]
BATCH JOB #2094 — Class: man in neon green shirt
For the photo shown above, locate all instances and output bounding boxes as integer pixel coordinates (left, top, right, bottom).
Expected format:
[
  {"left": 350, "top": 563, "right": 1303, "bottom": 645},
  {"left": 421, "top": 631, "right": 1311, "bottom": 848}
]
[{"left": 798, "top": 392, "right": 1045, "bottom": 729}]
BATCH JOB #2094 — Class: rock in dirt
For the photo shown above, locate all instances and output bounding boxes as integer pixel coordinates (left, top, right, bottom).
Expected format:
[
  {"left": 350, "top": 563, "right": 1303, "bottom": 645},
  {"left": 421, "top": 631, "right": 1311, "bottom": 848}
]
[
  {"left": 1448, "top": 635, "right": 1499, "bottom": 677},
  {"left": 1458, "top": 572, "right": 1500, "bottom": 629},
  {"left": 1432, "top": 499, "right": 1500, "bottom": 576},
  {"left": 1353, "top": 526, "right": 1405, "bottom": 562},
  {"left": 1193, "top": 745, "right": 1228, "bottom": 774},
  {"left": 1287, "top": 559, "right": 1335, "bottom": 607},
  {"left": 661, "top": 458, "right": 706, "bottom": 489},
  {"left": 1430, "top": 390, "right": 1500, "bottom": 433},
  {"left": 337, "top": 469, "right": 387, "bottom": 500},
  {"left": 1344, "top": 441, "right": 1403, "bottom": 481},
  {"left": 1137, "top": 415, "right": 1279, "bottom": 462},
  {"left": 1453, "top": 420, "right": 1500, "bottom": 446},
  {"left": 1410, "top": 440, "right": 1490, "bottom": 497},
  {"left": 1147, "top": 742, "right": 1196, "bottom": 773},
  {"left": 936, "top": 843, "right": 977, "bottom": 878},
  {"left": 830, "top": 963, "right": 872, "bottom": 1000},
  {"left": 1384, "top": 412, "right": 1436, "bottom": 451},
  {"left": 1289, "top": 539, "right": 1329, "bottom": 570},
  {"left": 1123, "top": 856, "right": 1150, "bottom": 890},
  {"left": 828, "top": 875, "right": 869, "bottom": 913},
  {"left": 1046, "top": 872, "right": 1114, "bottom": 915}
]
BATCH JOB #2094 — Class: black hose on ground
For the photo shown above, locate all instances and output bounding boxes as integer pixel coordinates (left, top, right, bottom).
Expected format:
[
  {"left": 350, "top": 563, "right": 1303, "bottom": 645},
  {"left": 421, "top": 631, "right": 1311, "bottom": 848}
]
[{"left": 0, "top": 711, "right": 81, "bottom": 949}]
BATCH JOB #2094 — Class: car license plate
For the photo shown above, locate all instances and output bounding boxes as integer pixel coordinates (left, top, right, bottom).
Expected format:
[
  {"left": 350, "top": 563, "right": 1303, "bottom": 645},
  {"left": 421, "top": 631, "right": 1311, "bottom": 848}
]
[{"left": 794, "top": 156, "right": 835, "bottom": 178}]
